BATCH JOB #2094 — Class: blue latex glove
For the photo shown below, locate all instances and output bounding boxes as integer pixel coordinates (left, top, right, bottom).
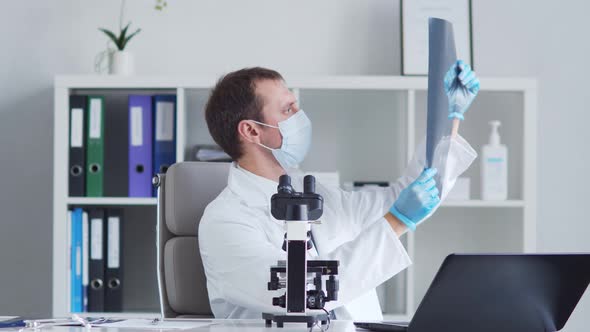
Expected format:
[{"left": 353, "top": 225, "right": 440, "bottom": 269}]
[
  {"left": 444, "top": 59, "right": 480, "bottom": 121},
  {"left": 389, "top": 168, "right": 440, "bottom": 231}
]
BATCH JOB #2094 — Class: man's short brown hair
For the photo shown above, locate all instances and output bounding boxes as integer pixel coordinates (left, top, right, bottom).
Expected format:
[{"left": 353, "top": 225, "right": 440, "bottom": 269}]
[{"left": 204, "top": 67, "right": 284, "bottom": 160}]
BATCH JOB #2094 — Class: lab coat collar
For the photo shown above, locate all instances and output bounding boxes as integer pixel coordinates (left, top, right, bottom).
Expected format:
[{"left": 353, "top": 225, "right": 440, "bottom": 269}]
[{"left": 227, "top": 162, "right": 280, "bottom": 207}]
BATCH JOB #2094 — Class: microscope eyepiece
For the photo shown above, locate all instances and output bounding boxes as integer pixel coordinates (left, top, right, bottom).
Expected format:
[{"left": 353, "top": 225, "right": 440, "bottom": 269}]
[
  {"left": 278, "top": 175, "right": 293, "bottom": 194},
  {"left": 303, "top": 175, "right": 315, "bottom": 194}
]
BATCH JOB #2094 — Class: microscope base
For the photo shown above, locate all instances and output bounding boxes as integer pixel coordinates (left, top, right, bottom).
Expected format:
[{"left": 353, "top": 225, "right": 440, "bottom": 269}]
[{"left": 262, "top": 312, "right": 329, "bottom": 328}]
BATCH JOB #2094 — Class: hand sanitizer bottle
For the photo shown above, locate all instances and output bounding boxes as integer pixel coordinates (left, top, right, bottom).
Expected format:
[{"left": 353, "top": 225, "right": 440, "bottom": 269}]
[{"left": 481, "top": 121, "right": 508, "bottom": 200}]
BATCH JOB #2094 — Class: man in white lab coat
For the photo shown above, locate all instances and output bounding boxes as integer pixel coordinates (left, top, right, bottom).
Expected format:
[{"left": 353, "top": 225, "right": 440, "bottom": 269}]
[{"left": 199, "top": 65, "right": 480, "bottom": 320}]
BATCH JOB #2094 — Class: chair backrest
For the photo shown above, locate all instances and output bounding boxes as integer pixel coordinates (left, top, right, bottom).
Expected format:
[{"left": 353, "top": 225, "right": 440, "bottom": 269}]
[{"left": 155, "top": 161, "right": 230, "bottom": 318}]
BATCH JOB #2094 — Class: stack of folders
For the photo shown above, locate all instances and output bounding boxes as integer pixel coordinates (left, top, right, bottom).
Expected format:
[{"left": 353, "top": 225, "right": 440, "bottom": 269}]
[
  {"left": 68, "top": 94, "right": 177, "bottom": 198},
  {"left": 68, "top": 207, "right": 123, "bottom": 313}
]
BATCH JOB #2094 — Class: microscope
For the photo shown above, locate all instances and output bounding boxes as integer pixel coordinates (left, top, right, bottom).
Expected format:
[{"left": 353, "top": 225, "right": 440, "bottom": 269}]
[{"left": 263, "top": 175, "right": 340, "bottom": 328}]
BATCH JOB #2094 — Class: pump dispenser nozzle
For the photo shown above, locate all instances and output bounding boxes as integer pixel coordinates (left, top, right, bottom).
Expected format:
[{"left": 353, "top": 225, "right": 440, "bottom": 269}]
[{"left": 489, "top": 121, "right": 501, "bottom": 146}]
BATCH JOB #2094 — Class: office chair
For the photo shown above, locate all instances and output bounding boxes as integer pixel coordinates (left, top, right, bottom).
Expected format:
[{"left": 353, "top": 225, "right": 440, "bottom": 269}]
[{"left": 154, "top": 161, "right": 230, "bottom": 318}]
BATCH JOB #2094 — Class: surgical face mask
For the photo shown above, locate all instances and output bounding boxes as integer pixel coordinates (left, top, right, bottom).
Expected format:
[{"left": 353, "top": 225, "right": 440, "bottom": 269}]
[{"left": 250, "top": 110, "right": 312, "bottom": 170}]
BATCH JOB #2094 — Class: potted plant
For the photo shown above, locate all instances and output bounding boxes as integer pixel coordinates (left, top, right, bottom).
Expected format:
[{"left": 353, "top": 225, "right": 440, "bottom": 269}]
[{"left": 99, "top": 23, "right": 141, "bottom": 75}]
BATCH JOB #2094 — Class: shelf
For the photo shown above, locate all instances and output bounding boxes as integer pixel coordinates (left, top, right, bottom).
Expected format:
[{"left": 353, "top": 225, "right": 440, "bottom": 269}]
[
  {"left": 55, "top": 75, "right": 536, "bottom": 92},
  {"left": 65, "top": 198, "right": 523, "bottom": 208},
  {"left": 441, "top": 200, "right": 524, "bottom": 207},
  {"left": 67, "top": 197, "right": 157, "bottom": 206}
]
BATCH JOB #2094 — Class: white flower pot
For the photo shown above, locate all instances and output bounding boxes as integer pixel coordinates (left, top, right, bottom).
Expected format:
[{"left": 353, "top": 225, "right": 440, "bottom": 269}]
[{"left": 109, "top": 51, "right": 135, "bottom": 75}]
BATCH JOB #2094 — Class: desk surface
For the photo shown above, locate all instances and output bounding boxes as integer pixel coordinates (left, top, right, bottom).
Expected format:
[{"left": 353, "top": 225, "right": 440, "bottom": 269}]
[{"left": 2, "top": 319, "right": 362, "bottom": 332}]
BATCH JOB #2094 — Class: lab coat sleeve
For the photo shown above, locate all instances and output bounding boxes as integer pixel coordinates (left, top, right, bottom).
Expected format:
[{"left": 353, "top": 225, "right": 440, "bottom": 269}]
[
  {"left": 319, "top": 217, "right": 412, "bottom": 311},
  {"left": 336, "top": 134, "right": 477, "bottom": 232},
  {"left": 436, "top": 135, "right": 479, "bottom": 199},
  {"left": 199, "top": 209, "right": 286, "bottom": 316}
]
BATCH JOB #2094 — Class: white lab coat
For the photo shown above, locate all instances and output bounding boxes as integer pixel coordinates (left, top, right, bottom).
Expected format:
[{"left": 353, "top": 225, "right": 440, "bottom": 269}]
[{"left": 199, "top": 135, "right": 477, "bottom": 320}]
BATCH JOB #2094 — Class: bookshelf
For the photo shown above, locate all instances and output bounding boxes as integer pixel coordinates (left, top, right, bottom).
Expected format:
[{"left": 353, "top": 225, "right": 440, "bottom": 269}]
[{"left": 53, "top": 75, "right": 537, "bottom": 320}]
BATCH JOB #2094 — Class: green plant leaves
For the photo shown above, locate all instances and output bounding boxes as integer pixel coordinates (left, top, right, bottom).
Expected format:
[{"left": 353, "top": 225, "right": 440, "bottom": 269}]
[
  {"left": 98, "top": 22, "right": 141, "bottom": 51},
  {"left": 122, "top": 28, "right": 142, "bottom": 50},
  {"left": 98, "top": 28, "right": 121, "bottom": 49},
  {"left": 118, "top": 23, "right": 131, "bottom": 49}
]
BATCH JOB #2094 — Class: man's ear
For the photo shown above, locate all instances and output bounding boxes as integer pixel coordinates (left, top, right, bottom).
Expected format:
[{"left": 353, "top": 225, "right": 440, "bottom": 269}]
[{"left": 237, "top": 120, "right": 261, "bottom": 145}]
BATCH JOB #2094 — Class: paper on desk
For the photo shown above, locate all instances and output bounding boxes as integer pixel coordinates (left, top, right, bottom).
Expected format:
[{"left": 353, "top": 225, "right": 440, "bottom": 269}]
[
  {"left": 0, "top": 317, "right": 18, "bottom": 321},
  {"left": 97, "top": 319, "right": 213, "bottom": 330},
  {"left": 426, "top": 17, "right": 457, "bottom": 197}
]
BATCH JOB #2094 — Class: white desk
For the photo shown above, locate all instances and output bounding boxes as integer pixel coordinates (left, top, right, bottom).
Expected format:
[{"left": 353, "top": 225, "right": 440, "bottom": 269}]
[{"left": 2, "top": 319, "right": 361, "bottom": 332}]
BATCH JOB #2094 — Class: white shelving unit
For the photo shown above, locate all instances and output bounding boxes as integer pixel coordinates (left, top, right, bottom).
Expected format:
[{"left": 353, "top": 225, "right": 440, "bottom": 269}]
[
  {"left": 53, "top": 75, "right": 537, "bottom": 319},
  {"left": 441, "top": 200, "right": 525, "bottom": 207},
  {"left": 66, "top": 197, "right": 158, "bottom": 206}
]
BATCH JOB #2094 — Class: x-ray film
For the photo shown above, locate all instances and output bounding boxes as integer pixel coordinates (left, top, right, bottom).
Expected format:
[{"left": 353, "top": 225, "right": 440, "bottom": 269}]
[{"left": 426, "top": 17, "right": 456, "bottom": 197}]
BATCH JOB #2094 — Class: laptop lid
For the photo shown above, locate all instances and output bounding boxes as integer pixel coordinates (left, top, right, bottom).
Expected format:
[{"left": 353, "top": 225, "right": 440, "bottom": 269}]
[{"left": 408, "top": 254, "right": 590, "bottom": 332}]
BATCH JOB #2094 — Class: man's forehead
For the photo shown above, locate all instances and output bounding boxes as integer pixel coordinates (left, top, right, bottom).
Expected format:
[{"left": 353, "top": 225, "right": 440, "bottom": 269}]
[{"left": 256, "top": 79, "right": 291, "bottom": 106}]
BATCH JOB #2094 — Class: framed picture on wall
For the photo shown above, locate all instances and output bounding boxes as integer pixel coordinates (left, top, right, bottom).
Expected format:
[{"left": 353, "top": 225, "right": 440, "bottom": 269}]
[{"left": 401, "top": 0, "right": 474, "bottom": 76}]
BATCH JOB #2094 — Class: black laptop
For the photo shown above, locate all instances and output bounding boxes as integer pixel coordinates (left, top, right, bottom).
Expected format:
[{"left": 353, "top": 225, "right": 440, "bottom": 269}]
[{"left": 355, "top": 254, "right": 590, "bottom": 332}]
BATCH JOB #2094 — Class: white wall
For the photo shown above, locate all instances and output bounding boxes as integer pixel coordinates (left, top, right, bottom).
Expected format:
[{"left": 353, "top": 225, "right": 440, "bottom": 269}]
[
  {"left": 1, "top": 0, "right": 589, "bottom": 329},
  {"left": 475, "top": 3, "right": 590, "bottom": 330}
]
